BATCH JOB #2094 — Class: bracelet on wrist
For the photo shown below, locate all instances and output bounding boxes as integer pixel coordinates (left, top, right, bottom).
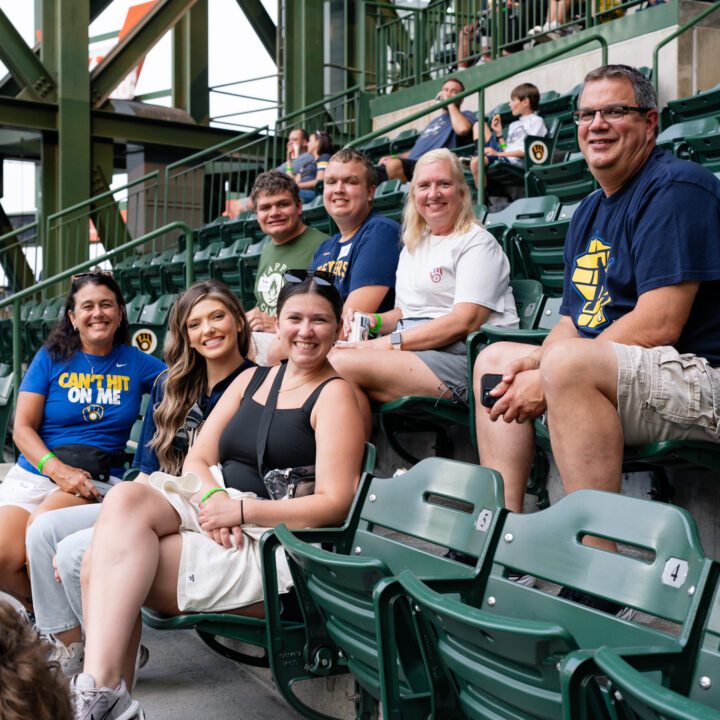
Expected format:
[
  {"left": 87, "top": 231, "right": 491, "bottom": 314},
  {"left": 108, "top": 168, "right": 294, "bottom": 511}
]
[
  {"left": 499, "top": 142, "right": 507, "bottom": 149},
  {"left": 38, "top": 452, "right": 56, "bottom": 475},
  {"left": 202, "top": 487, "right": 229, "bottom": 503},
  {"left": 240, "top": 499, "right": 245, "bottom": 524},
  {"left": 372, "top": 313, "right": 382, "bottom": 334}
]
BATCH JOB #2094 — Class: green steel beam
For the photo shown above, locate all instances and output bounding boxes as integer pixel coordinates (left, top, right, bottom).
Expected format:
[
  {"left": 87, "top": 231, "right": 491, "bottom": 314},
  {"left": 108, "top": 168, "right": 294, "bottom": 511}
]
[
  {"left": 0, "top": 203, "right": 35, "bottom": 292},
  {"left": 90, "top": 163, "right": 133, "bottom": 251},
  {"left": 91, "top": 0, "right": 198, "bottom": 109},
  {"left": 283, "top": 0, "right": 324, "bottom": 117},
  {"left": 0, "top": 8, "right": 56, "bottom": 101},
  {"left": 235, "top": 0, "right": 277, "bottom": 62},
  {"left": 90, "top": 0, "right": 116, "bottom": 22},
  {"left": 173, "top": 0, "right": 209, "bottom": 124}
]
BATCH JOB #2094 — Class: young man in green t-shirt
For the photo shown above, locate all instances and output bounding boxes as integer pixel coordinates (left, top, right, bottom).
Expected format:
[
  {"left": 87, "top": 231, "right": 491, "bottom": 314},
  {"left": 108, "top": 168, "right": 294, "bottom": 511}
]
[{"left": 246, "top": 171, "right": 328, "bottom": 362}]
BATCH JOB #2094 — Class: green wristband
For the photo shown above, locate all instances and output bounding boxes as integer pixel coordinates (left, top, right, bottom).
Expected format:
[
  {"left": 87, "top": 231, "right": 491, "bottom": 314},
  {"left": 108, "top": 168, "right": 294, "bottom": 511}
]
[
  {"left": 286, "top": 166, "right": 293, "bottom": 172},
  {"left": 202, "top": 487, "right": 229, "bottom": 503},
  {"left": 38, "top": 452, "right": 56, "bottom": 474},
  {"left": 373, "top": 313, "right": 382, "bottom": 332}
]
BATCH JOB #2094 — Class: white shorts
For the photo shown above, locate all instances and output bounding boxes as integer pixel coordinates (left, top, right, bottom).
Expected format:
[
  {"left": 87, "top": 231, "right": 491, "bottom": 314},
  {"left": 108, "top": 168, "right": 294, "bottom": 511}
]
[
  {"left": 0, "top": 465, "right": 121, "bottom": 513},
  {"left": 147, "top": 471, "right": 294, "bottom": 614},
  {"left": 0, "top": 465, "right": 61, "bottom": 513}
]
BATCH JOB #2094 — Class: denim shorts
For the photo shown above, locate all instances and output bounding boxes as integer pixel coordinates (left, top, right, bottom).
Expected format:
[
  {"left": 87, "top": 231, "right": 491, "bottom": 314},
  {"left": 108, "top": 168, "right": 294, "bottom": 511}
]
[{"left": 614, "top": 343, "right": 720, "bottom": 446}]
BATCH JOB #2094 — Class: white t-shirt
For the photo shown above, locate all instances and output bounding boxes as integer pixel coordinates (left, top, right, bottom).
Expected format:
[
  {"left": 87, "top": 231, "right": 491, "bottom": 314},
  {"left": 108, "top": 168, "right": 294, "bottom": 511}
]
[
  {"left": 395, "top": 224, "right": 519, "bottom": 329},
  {"left": 505, "top": 113, "right": 547, "bottom": 166}
]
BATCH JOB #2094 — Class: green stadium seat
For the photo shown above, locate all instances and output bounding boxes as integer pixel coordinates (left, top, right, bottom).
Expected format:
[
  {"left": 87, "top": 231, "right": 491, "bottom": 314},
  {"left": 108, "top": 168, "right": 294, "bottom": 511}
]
[
  {"left": 24, "top": 297, "right": 64, "bottom": 359},
  {"left": 660, "top": 83, "right": 720, "bottom": 129},
  {"left": 124, "top": 294, "right": 151, "bottom": 324},
  {"left": 389, "top": 128, "right": 419, "bottom": 155},
  {"left": 129, "top": 293, "right": 178, "bottom": 359},
  {"left": 302, "top": 194, "right": 334, "bottom": 235},
  {"left": 373, "top": 179, "right": 404, "bottom": 210},
  {"left": 112, "top": 254, "right": 139, "bottom": 298},
  {"left": 269, "top": 457, "right": 507, "bottom": 720},
  {"left": 400, "top": 488, "right": 717, "bottom": 720},
  {"left": 237, "top": 237, "right": 270, "bottom": 310},
  {"left": 196, "top": 215, "right": 228, "bottom": 249},
  {"left": 565, "top": 645, "right": 720, "bottom": 720},
  {"left": 208, "top": 236, "right": 254, "bottom": 297},
  {"left": 656, "top": 117, "right": 720, "bottom": 156},
  {"left": 525, "top": 154, "right": 598, "bottom": 204},
  {"left": 360, "top": 135, "right": 392, "bottom": 161},
  {"left": 161, "top": 241, "right": 224, "bottom": 294},
  {"left": 141, "top": 443, "right": 377, "bottom": 719},
  {"left": 537, "top": 83, "right": 582, "bottom": 153},
  {"left": 122, "top": 253, "right": 157, "bottom": 299},
  {"left": 686, "top": 130, "right": 720, "bottom": 173},
  {"left": 141, "top": 249, "right": 176, "bottom": 299}
]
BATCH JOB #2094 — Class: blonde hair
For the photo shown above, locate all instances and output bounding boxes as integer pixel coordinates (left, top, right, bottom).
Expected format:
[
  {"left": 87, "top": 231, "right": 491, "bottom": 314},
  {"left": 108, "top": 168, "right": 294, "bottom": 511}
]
[
  {"left": 150, "top": 280, "right": 250, "bottom": 475},
  {"left": 401, "top": 148, "right": 477, "bottom": 253}
]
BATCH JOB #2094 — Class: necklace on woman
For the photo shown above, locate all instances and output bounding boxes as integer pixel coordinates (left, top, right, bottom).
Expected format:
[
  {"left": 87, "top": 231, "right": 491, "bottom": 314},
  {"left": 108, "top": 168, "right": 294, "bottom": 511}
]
[
  {"left": 81, "top": 351, "right": 94, "bottom": 375},
  {"left": 279, "top": 363, "right": 329, "bottom": 393}
]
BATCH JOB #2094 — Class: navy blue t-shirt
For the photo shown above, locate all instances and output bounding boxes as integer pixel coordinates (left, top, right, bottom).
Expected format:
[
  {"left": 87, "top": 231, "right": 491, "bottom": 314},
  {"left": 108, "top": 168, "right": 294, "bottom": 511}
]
[
  {"left": 408, "top": 110, "right": 476, "bottom": 160},
  {"left": 132, "top": 358, "right": 255, "bottom": 474},
  {"left": 310, "top": 211, "right": 401, "bottom": 312},
  {"left": 560, "top": 148, "right": 720, "bottom": 363}
]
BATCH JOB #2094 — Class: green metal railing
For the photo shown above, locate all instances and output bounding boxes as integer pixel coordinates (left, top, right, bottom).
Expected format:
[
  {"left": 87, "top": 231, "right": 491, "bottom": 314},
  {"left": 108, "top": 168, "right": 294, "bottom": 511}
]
[
  {"left": 365, "top": 0, "right": 641, "bottom": 94},
  {"left": 349, "top": 33, "right": 608, "bottom": 205},
  {"left": 653, "top": 0, "right": 720, "bottom": 94},
  {"left": 0, "top": 222, "right": 193, "bottom": 402}
]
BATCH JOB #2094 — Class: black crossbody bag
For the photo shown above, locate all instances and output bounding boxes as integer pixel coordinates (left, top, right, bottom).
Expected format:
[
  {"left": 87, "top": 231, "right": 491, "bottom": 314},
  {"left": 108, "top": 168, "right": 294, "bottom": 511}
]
[
  {"left": 51, "top": 444, "right": 127, "bottom": 483},
  {"left": 256, "top": 364, "right": 316, "bottom": 501}
]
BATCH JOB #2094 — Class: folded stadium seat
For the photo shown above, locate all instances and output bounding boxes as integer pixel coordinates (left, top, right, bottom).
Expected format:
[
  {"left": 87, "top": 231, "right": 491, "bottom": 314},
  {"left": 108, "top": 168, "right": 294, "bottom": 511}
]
[
  {"left": 537, "top": 83, "right": 582, "bottom": 153},
  {"left": 111, "top": 254, "right": 139, "bottom": 298},
  {"left": 302, "top": 194, "right": 335, "bottom": 235},
  {"left": 124, "top": 294, "right": 151, "bottom": 325},
  {"left": 389, "top": 128, "right": 419, "bottom": 155},
  {"left": 36, "top": 297, "right": 65, "bottom": 354},
  {"left": 473, "top": 203, "right": 488, "bottom": 223},
  {"left": 510, "top": 199, "right": 580, "bottom": 294},
  {"left": 122, "top": 253, "right": 157, "bottom": 299},
  {"left": 372, "top": 179, "right": 405, "bottom": 217},
  {"left": 400, "top": 488, "right": 718, "bottom": 720},
  {"left": 4, "top": 299, "right": 37, "bottom": 364},
  {"left": 122, "top": 393, "right": 151, "bottom": 481},
  {"left": 359, "top": 135, "right": 392, "bottom": 162},
  {"left": 141, "top": 249, "right": 177, "bottom": 299},
  {"left": 129, "top": 293, "right": 178, "bottom": 359},
  {"left": 161, "top": 241, "right": 224, "bottom": 294},
  {"left": 656, "top": 117, "right": 720, "bottom": 157},
  {"left": 660, "top": 82, "right": 720, "bottom": 130},
  {"left": 196, "top": 214, "right": 228, "bottom": 249},
  {"left": 208, "top": 236, "right": 254, "bottom": 298},
  {"left": 484, "top": 194, "right": 561, "bottom": 277},
  {"left": 268, "top": 457, "right": 507, "bottom": 720},
  {"left": 375, "top": 279, "right": 546, "bottom": 467},
  {"left": 525, "top": 153, "right": 598, "bottom": 204},
  {"left": 0, "top": 370, "right": 15, "bottom": 459},
  {"left": 237, "top": 237, "right": 270, "bottom": 310},
  {"left": 685, "top": 130, "right": 720, "bottom": 173},
  {"left": 140, "top": 442, "right": 376, "bottom": 720},
  {"left": 565, "top": 645, "right": 720, "bottom": 720}
]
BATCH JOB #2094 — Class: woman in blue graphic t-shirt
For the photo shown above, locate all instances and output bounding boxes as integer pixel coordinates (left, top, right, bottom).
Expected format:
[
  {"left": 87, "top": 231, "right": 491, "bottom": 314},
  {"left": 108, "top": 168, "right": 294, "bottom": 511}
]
[{"left": 0, "top": 272, "right": 164, "bottom": 613}]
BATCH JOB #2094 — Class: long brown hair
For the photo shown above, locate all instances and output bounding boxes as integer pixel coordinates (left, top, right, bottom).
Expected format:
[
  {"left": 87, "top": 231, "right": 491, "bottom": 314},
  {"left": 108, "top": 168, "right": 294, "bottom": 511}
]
[{"left": 149, "top": 280, "right": 250, "bottom": 474}]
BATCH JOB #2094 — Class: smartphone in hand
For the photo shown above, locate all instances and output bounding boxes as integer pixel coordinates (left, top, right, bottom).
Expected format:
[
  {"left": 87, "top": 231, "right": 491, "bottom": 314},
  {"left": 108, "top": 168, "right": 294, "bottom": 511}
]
[{"left": 480, "top": 373, "right": 504, "bottom": 408}]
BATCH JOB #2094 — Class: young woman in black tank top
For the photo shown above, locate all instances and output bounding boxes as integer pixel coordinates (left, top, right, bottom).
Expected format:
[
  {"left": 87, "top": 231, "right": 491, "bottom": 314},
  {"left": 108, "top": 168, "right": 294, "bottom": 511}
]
[{"left": 74, "top": 271, "right": 365, "bottom": 717}]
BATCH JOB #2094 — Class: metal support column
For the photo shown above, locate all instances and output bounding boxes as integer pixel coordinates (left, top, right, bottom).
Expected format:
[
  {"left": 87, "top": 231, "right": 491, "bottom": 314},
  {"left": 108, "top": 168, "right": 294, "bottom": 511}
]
[{"left": 172, "top": 0, "right": 209, "bottom": 124}]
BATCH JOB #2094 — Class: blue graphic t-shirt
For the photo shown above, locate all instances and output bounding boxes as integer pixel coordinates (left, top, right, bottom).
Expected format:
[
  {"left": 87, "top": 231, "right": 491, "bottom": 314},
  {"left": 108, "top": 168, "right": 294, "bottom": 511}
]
[
  {"left": 310, "top": 211, "right": 401, "bottom": 312},
  {"left": 408, "top": 110, "right": 476, "bottom": 160},
  {"left": 19, "top": 344, "right": 166, "bottom": 476},
  {"left": 132, "top": 358, "right": 255, "bottom": 474},
  {"left": 560, "top": 148, "right": 720, "bottom": 363}
]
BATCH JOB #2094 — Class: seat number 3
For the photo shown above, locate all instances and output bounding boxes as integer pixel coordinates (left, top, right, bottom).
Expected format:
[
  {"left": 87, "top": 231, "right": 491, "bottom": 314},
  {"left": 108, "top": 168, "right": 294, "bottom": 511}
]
[{"left": 662, "top": 558, "right": 689, "bottom": 588}]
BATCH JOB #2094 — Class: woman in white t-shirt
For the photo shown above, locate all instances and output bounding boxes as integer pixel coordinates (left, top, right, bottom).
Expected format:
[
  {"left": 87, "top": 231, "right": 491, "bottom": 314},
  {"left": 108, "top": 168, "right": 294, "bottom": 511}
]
[{"left": 331, "top": 147, "right": 518, "bottom": 408}]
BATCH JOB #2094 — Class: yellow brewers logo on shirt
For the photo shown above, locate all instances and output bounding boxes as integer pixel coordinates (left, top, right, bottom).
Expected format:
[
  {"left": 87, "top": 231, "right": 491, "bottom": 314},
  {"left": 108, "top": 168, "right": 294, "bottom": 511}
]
[{"left": 571, "top": 236, "right": 613, "bottom": 329}]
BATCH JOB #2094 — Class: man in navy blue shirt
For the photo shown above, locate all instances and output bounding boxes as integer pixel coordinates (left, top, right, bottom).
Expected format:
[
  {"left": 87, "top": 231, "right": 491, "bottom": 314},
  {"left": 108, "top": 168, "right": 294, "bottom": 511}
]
[
  {"left": 311, "top": 149, "right": 401, "bottom": 315},
  {"left": 376, "top": 77, "right": 475, "bottom": 183},
  {"left": 473, "top": 65, "right": 720, "bottom": 530}
]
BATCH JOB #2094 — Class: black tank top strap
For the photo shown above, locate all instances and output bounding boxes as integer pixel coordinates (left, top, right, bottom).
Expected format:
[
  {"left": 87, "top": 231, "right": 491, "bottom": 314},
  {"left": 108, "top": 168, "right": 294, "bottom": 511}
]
[
  {"left": 244, "top": 365, "right": 273, "bottom": 400},
  {"left": 301, "top": 376, "right": 342, "bottom": 413}
]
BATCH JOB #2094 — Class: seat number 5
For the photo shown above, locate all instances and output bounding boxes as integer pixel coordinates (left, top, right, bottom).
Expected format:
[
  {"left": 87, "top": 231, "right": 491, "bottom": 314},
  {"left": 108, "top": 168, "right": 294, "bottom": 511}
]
[{"left": 662, "top": 558, "right": 689, "bottom": 588}]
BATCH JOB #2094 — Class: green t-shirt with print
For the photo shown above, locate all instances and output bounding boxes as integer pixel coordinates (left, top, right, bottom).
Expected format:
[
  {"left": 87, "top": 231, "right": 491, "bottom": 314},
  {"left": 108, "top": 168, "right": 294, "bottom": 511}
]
[{"left": 253, "top": 226, "right": 328, "bottom": 315}]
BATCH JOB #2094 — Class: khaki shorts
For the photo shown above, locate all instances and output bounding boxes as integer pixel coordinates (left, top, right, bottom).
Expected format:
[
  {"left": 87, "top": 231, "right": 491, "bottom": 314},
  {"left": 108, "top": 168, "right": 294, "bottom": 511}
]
[{"left": 614, "top": 343, "right": 720, "bottom": 446}]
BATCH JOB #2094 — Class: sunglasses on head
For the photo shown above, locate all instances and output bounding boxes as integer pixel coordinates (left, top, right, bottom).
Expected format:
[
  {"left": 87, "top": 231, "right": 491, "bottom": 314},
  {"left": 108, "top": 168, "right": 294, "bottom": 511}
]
[
  {"left": 71, "top": 270, "right": 114, "bottom": 281},
  {"left": 284, "top": 269, "right": 334, "bottom": 287}
]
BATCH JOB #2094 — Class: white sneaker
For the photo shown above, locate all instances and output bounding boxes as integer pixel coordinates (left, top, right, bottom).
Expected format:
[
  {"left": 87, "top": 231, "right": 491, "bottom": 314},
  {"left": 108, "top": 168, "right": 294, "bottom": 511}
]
[
  {"left": 70, "top": 673, "right": 144, "bottom": 720},
  {"left": 132, "top": 644, "right": 150, "bottom": 690},
  {"left": 47, "top": 638, "right": 85, "bottom": 676}
]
